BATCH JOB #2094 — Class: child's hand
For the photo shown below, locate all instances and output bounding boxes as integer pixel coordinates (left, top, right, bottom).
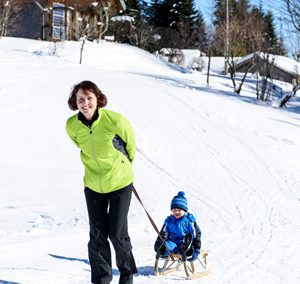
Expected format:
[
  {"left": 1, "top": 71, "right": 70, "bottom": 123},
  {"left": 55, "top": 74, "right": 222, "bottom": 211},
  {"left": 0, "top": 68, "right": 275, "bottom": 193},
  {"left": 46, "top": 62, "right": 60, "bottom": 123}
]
[{"left": 161, "top": 231, "right": 168, "bottom": 240}]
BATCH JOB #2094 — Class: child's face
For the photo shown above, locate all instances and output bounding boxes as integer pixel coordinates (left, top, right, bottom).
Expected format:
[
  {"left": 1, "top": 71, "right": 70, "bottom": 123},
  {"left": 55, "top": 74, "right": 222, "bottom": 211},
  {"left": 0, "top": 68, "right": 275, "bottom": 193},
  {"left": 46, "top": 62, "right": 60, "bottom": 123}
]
[{"left": 171, "top": 208, "right": 185, "bottom": 219}]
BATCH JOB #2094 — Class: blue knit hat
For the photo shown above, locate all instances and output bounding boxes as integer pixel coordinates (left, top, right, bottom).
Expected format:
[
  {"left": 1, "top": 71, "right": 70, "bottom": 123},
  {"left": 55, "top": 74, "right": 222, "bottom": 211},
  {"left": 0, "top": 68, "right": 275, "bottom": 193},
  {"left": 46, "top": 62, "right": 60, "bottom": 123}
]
[{"left": 171, "top": 191, "right": 188, "bottom": 212}]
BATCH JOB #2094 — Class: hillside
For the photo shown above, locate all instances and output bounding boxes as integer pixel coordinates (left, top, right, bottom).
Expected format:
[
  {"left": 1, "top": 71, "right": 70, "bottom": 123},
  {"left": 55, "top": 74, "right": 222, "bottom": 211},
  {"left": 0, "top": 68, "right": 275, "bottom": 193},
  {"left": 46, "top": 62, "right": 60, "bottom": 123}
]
[{"left": 0, "top": 37, "right": 300, "bottom": 284}]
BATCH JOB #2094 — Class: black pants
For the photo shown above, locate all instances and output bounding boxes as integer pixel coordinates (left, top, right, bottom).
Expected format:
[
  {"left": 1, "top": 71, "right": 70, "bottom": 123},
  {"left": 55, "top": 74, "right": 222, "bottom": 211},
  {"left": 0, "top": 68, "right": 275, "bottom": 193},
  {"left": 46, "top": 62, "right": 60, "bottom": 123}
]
[{"left": 84, "top": 184, "right": 138, "bottom": 284}]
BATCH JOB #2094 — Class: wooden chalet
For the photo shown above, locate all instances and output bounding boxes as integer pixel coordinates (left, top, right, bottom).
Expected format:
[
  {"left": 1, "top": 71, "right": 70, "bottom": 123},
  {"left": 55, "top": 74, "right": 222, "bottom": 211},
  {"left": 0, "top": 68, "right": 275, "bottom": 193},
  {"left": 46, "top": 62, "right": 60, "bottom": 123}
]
[
  {"left": 7, "top": 0, "right": 126, "bottom": 41},
  {"left": 234, "top": 53, "right": 300, "bottom": 85}
]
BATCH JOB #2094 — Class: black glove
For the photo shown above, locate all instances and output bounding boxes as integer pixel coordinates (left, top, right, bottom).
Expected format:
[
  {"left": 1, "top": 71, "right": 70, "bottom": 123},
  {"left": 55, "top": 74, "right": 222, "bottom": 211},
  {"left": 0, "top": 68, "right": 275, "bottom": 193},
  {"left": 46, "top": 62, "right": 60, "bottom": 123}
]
[
  {"left": 181, "top": 233, "right": 193, "bottom": 253},
  {"left": 154, "top": 232, "right": 168, "bottom": 252},
  {"left": 161, "top": 231, "right": 168, "bottom": 240}
]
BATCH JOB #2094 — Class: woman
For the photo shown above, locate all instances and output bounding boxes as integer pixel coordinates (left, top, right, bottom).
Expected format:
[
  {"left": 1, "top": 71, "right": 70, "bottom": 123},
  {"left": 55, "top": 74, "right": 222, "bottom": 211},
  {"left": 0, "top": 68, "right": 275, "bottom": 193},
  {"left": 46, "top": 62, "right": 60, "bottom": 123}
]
[{"left": 66, "top": 80, "right": 137, "bottom": 284}]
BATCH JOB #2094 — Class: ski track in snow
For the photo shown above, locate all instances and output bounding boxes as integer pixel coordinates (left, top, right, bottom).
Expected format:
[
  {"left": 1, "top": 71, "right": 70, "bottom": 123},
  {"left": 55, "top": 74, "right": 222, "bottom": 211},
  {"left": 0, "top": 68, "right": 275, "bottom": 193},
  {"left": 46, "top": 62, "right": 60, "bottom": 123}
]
[
  {"left": 144, "top": 85, "right": 300, "bottom": 283},
  {"left": 0, "top": 38, "right": 300, "bottom": 284}
]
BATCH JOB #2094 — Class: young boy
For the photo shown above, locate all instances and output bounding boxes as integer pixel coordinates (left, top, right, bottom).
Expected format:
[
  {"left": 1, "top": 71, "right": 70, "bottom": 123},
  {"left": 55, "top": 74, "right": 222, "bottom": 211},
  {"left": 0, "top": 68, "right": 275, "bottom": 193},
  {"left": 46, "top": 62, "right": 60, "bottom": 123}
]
[{"left": 154, "top": 191, "right": 201, "bottom": 261}]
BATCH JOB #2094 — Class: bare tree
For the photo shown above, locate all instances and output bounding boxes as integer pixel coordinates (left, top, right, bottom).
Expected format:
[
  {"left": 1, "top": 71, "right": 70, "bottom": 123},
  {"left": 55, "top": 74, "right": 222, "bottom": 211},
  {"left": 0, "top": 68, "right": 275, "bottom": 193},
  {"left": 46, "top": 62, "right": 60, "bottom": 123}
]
[
  {"left": 169, "top": 49, "right": 184, "bottom": 65},
  {"left": 255, "top": 53, "right": 276, "bottom": 101},
  {"left": 138, "top": 26, "right": 158, "bottom": 51},
  {"left": 0, "top": 1, "right": 11, "bottom": 37},
  {"left": 65, "top": 1, "right": 113, "bottom": 63},
  {"left": 0, "top": 0, "right": 21, "bottom": 37},
  {"left": 227, "top": 54, "right": 256, "bottom": 95},
  {"left": 64, "top": 0, "right": 113, "bottom": 42},
  {"left": 93, "top": 0, "right": 112, "bottom": 42},
  {"left": 289, "top": 30, "right": 300, "bottom": 62},
  {"left": 76, "top": 14, "right": 98, "bottom": 64},
  {"left": 279, "top": 84, "right": 300, "bottom": 107},
  {"left": 217, "top": 16, "right": 265, "bottom": 95},
  {"left": 159, "top": 48, "right": 185, "bottom": 66},
  {"left": 284, "top": 0, "right": 300, "bottom": 32},
  {"left": 279, "top": 64, "right": 300, "bottom": 107}
]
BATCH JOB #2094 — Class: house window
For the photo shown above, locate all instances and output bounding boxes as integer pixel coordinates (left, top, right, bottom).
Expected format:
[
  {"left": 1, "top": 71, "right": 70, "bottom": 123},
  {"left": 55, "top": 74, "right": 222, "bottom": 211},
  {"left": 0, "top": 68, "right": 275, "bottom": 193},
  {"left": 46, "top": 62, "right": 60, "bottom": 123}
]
[{"left": 52, "top": 2, "right": 65, "bottom": 40}]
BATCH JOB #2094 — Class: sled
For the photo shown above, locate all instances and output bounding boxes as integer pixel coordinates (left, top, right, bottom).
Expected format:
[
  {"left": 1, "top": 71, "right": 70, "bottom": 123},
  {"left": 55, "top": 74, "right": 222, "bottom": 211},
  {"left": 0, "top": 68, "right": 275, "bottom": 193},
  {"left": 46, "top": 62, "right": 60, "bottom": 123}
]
[{"left": 154, "top": 250, "right": 210, "bottom": 280}]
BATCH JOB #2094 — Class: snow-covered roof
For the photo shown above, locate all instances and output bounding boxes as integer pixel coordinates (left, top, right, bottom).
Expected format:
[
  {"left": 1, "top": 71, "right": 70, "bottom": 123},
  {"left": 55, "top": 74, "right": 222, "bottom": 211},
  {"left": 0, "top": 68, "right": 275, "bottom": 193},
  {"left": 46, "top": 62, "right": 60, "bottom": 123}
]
[
  {"left": 111, "top": 15, "right": 134, "bottom": 22},
  {"left": 159, "top": 48, "right": 206, "bottom": 57},
  {"left": 236, "top": 52, "right": 300, "bottom": 76},
  {"left": 270, "top": 55, "right": 300, "bottom": 75}
]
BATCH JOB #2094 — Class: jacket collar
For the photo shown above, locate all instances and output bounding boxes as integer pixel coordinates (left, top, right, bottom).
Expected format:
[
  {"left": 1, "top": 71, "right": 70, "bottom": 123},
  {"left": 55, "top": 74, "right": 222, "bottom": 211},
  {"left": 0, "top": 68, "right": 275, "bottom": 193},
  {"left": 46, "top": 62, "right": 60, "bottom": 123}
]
[{"left": 78, "top": 108, "right": 100, "bottom": 128}]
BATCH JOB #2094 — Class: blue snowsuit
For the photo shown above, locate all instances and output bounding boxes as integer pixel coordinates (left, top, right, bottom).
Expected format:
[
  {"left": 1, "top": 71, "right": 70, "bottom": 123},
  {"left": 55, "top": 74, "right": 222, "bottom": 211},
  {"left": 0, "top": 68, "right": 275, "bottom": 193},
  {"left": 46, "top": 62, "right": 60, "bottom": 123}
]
[{"left": 155, "top": 212, "right": 201, "bottom": 257}]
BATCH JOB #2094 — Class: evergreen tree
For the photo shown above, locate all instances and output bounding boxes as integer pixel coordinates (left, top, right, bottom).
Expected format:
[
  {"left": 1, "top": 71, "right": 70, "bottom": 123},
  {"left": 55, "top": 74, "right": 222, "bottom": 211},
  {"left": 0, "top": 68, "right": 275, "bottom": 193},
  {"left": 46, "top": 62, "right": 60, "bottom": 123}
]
[
  {"left": 190, "top": 11, "right": 208, "bottom": 51},
  {"left": 148, "top": 0, "right": 200, "bottom": 49},
  {"left": 167, "top": 0, "right": 198, "bottom": 30},
  {"left": 125, "top": 0, "right": 143, "bottom": 33},
  {"left": 177, "top": 0, "right": 199, "bottom": 48},
  {"left": 147, "top": 0, "right": 160, "bottom": 25},
  {"left": 262, "top": 10, "right": 285, "bottom": 55},
  {"left": 148, "top": 0, "right": 170, "bottom": 27},
  {"left": 263, "top": 11, "right": 277, "bottom": 49},
  {"left": 213, "top": 0, "right": 236, "bottom": 26}
]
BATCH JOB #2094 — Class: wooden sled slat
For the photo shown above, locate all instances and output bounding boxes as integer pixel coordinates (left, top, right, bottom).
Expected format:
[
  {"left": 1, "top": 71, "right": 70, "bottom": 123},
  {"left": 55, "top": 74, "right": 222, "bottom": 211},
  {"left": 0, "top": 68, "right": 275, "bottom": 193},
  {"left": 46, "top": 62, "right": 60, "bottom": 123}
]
[
  {"left": 154, "top": 251, "right": 210, "bottom": 279},
  {"left": 187, "top": 269, "right": 210, "bottom": 280}
]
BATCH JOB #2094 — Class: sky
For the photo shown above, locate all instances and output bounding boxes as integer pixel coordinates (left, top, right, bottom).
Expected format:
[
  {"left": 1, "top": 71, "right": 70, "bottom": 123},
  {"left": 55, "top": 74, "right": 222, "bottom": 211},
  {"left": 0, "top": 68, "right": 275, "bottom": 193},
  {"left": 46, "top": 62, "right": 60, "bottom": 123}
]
[
  {"left": 0, "top": 37, "right": 300, "bottom": 284},
  {"left": 194, "top": 0, "right": 297, "bottom": 56},
  {"left": 143, "top": 0, "right": 296, "bottom": 55},
  {"left": 194, "top": 0, "right": 285, "bottom": 26}
]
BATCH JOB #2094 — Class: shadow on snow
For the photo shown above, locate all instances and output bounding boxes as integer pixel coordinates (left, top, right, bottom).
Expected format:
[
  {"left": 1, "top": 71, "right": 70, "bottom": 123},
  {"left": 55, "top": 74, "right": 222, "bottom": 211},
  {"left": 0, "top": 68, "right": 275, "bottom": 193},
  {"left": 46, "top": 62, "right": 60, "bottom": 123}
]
[
  {"left": 136, "top": 266, "right": 154, "bottom": 276},
  {"left": 48, "top": 254, "right": 119, "bottom": 275},
  {"left": 130, "top": 71, "right": 300, "bottom": 115},
  {"left": 48, "top": 253, "right": 90, "bottom": 265},
  {"left": 47, "top": 255, "right": 187, "bottom": 279},
  {"left": 48, "top": 254, "right": 157, "bottom": 277}
]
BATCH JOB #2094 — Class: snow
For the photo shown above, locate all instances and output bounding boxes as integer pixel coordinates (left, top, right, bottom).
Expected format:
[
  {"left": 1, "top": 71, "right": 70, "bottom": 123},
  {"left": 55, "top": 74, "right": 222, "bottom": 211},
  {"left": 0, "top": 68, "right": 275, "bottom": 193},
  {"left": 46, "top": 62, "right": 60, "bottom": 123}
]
[
  {"left": 158, "top": 48, "right": 206, "bottom": 70},
  {"left": 111, "top": 15, "right": 135, "bottom": 22},
  {"left": 0, "top": 37, "right": 300, "bottom": 284},
  {"left": 236, "top": 52, "right": 300, "bottom": 76}
]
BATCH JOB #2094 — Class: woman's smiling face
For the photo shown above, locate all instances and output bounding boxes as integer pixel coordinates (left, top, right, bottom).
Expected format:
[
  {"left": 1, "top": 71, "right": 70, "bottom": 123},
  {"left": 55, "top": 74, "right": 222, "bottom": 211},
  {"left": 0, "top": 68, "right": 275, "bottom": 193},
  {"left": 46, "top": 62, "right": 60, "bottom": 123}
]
[{"left": 76, "top": 88, "right": 97, "bottom": 120}]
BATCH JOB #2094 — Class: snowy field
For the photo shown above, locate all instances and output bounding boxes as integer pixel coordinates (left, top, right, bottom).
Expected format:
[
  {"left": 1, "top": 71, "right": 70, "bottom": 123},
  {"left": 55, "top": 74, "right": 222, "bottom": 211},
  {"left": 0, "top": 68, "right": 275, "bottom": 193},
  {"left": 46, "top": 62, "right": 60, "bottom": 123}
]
[{"left": 0, "top": 37, "right": 300, "bottom": 284}]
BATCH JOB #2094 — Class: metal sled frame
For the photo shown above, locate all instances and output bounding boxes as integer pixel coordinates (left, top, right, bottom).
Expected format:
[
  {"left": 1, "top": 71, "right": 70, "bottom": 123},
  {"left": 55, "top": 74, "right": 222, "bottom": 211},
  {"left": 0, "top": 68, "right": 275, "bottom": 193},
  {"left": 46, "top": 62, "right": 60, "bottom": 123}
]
[{"left": 154, "top": 250, "right": 210, "bottom": 280}]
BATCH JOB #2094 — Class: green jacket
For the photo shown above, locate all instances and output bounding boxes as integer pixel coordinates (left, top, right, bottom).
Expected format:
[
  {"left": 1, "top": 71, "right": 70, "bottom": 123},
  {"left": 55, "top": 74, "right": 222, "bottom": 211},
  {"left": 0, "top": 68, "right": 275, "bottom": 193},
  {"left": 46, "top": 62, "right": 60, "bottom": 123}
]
[{"left": 66, "top": 108, "right": 135, "bottom": 193}]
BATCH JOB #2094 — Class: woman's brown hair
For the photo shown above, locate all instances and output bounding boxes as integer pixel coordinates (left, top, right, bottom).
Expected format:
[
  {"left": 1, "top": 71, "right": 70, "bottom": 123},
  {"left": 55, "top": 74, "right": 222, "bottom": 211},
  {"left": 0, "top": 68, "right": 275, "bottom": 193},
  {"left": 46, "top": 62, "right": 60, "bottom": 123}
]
[{"left": 68, "top": 80, "right": 107, "bottom": 110}]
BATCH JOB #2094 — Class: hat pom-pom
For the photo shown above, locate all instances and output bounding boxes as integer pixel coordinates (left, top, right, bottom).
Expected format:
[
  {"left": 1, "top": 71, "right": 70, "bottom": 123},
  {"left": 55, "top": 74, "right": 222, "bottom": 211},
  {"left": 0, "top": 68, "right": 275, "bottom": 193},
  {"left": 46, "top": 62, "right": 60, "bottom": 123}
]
[{"left": 178, "top": 191, "right": 185, "bottom": 197}]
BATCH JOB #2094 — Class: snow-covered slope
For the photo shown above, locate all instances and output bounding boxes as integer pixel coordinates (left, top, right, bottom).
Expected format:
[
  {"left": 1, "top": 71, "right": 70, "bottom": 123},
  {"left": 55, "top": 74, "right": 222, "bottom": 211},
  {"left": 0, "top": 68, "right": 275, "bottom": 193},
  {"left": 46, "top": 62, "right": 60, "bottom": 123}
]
[{"left": 0, "top": 37, "right": 300, "bottom": 284}]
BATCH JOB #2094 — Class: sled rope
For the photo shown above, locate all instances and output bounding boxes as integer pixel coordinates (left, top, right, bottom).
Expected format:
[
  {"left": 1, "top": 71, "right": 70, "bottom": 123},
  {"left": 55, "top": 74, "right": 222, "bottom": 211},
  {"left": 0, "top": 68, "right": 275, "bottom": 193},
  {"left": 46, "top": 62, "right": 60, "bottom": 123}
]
[{"left": 132, "top": 186, "right": 174, "bottom": 261}]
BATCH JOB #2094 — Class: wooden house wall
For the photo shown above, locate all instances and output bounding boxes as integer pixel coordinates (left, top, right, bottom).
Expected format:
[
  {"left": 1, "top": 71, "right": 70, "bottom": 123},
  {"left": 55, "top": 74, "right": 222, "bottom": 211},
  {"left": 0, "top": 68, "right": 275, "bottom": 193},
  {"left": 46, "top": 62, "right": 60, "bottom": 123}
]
[
  {"left": 49, "top": 0, "right": 123, "bottom": 40},
  {"left": 47, "top": 0, "right": 123, "bottom": 12},
  {"left": 7, "top": 4, "right": 43, "bottom": 39},
  {"left": 7, "top": 0, "right": 123, "bottom": 40},
  {"left": 235, "top": 57, "right": 297, "bottom": 84}
]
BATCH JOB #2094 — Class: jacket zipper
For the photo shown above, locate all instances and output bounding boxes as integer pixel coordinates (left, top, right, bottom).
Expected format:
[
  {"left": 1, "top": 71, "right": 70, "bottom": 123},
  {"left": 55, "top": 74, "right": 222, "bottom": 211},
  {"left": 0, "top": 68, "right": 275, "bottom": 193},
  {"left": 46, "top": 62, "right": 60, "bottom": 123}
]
[{"left": 89, "top": 127, "right": 103, "bottom": 193}]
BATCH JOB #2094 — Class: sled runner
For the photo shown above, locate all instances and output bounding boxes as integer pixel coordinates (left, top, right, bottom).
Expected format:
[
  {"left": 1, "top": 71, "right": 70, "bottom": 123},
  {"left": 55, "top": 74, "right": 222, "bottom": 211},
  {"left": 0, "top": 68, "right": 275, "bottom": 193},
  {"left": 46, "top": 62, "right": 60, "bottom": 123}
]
[{"left": 154, "top": 250, "right": 210, "bottom": 280}]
